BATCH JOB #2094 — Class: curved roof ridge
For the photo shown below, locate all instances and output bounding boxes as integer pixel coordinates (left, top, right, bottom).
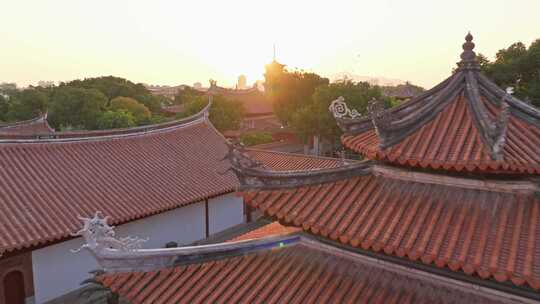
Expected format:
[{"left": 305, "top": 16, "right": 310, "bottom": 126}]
[
  {"left": 0, "top": 113, "right": 48, "bottom": 129},
  {"left": 0, "top": 101, "right": 212, "bottom": 143},
  {"left": 226, "top": 141, "right": 372, "bottom": 189}
]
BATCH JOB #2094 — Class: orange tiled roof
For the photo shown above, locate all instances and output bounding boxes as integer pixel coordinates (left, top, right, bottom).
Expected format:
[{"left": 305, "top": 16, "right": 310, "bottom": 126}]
[
  {"left": 0, "top": 119, "right": 236, "bottom": 255},
  {"left": 241, "top": 169, "right": 540, "bottom": 290},
  {"left": 0, "top": 120, "right": 341, "bottom": 255},
  {"left": 246, "top": 149, "right": 345, "bottom": 171},
  {"left": 250, "top": 139, "right": 304, "bottom": 154},
  {"left": 335, "top": 34, "right": 540, "bottom": 174},
  {"left": 342, "top": 94, "right": 540, "bottom": 174},
  {"left": 229, "top": 222, "right": 300, "bottom": 242},
  {"left": 96, "top": 240, "right": 509, "bottom": 304}
]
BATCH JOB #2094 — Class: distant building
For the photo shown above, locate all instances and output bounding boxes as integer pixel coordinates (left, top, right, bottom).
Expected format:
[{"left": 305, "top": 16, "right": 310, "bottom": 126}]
[
  {"left": 237, "top": 75, "right": 247, "bottom": 89},
  {"left": 255, "top": 79, "right": 265, "bottom": 91},
  {"left": 382, "top": 81, "right": 424, "bottom": 101},
  {"left": 146, "top": 84, "right": 187, "bottom": 99}
]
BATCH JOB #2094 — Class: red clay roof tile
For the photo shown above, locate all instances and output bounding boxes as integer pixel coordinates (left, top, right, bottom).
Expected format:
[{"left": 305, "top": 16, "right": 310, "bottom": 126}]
[
  {"left": 96, "top": 242, "right": 511, "bottom": 303},
  {"left": 0, "top": 125, "right": 339, "bottom": 255},
  {"left": 0, "top": 120, "right": 237, "bottom": 254},
  {"left": 343, "top": 94, "right": 540, "bottom": 174},
  {"left": 229, "top": 222, "right": 300, "bottom": 242},
  {"left": 243, "top": 173, "right": 540, "bottom": 290}
]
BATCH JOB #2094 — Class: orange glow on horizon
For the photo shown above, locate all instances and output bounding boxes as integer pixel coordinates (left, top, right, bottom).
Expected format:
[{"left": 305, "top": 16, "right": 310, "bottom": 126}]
[{"left": 1, "top": 0, "right": 539, "bottom": 89}]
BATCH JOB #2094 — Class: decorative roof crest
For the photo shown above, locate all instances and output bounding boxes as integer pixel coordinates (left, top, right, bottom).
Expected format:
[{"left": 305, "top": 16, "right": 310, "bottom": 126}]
[
  {"left": 329, "top": 96, "right": 363, "bottom": 119},
  {"left": 457, "top": 32, "right": 480, "bottom": 70},
  {"left": 223, "top": 139, "right": 263, "bottom": 170},
  {"left": 71, "top": 211, "right": 148, "bottom": 255}
]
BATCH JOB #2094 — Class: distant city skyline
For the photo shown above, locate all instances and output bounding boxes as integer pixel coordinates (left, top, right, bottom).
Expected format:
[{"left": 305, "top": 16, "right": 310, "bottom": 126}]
[{"left": 1, "top": 0, "right": 539, "bottom": 89}]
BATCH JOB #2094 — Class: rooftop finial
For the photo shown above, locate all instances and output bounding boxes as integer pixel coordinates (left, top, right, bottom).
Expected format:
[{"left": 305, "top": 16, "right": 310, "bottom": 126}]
[
  {"left": 460, "top": 32, "right": 476, "bottom": 61},
  {"left": 465, "top": 31, "right": 473, "bottom": 42}
]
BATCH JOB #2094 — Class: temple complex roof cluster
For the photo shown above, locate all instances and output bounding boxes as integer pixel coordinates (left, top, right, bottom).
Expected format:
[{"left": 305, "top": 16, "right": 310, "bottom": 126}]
[
  {"left": 64, "top": 33, "right": 540, "bottom": 303},
  {"left": 0, "top": 104, "right": 341, "bottom": 257},
  {"left": 229, "top": 33, "right": 540, "bottom": 293}
]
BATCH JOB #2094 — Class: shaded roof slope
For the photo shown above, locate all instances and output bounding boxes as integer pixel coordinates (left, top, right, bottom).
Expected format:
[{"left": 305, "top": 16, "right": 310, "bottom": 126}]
[
  {"left": 333, "top": 33, "right": 540, "bottom": 174},
  {"left": 0, "top": 114, "right": 54, "bottom": 137},
  {"left": 246, "top": 149, "right": 345, "bottom": 171},
  {"left": 96, "top": 237, "right": 513, "bottom": 304}
]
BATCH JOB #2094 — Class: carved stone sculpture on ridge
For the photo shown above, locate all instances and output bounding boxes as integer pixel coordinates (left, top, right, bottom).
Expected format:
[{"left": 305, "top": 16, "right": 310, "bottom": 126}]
[{"left": 71, "top": 211, "right": 148, "bottom": 255}]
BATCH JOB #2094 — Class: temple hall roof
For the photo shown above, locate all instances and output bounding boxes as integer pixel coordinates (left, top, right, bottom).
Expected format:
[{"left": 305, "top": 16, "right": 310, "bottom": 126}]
[
  {"left": 332, "top": 33, "right": 540, "bottom": 174},
  {"left": 227, "top": 141, "right": 540, "bottom": 290},
  {"left": 94, "top": 235, "right": 518, "bottom": 304},
  {"left": 0, "top": 114, "right": 341, "bottom": 255}
]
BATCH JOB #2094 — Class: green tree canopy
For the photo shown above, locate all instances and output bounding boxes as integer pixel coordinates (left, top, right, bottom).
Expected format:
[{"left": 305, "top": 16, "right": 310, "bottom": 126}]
[
  {"left": 0, "top": 94, "right": 8, "bottom": 122},
  {"left": 135, "top": 94, "right": 170, "bottom": 113},
  {"left": 291, "top": 79, "right": 385, "bottom": 142},
  {"left": 110, "top": 96, "right": 151, "bottom": 124},
  {"left": 0, "top": 83, "right": 18, "bottom": 96},
  {"left": 240, "top": 132, "right": 274, "bottom": 146},
  {"left": 5, "top": 88, "right": 49, "bottom": 121},
  {"left": 97, "top": 110, "right": 136, "bottom": 129},
  {"left": 63, "top": 76, "right": 149, "bottom": 101},
  {"left": 48, "top": 86, "right": 108, "bottom": 130},
  {"left": 480, "top": 39, "right": 540, "bottom": 107},
  {"left": 179, "top": 95, "right": 245, "bottom": 131},
  {"left": 264, "top": 62, "right": 329, "bottom": 125}
]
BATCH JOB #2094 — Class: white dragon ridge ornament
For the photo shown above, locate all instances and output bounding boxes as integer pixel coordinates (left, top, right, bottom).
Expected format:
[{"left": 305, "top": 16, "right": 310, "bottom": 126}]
[
  {"left": 71, "top": 211, "right": 148, "bottom": 254},
  {"left": 328, "top": 96, "right": 362, "bottom": 119}
]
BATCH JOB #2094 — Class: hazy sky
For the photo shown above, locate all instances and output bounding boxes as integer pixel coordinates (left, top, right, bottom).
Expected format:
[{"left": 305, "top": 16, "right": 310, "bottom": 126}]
[{"left": 1, "top": 0, "right": 539, "bottom": 89}]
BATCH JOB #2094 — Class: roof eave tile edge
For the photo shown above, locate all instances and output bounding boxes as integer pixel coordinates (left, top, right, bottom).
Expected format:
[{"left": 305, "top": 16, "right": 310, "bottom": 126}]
[
  {"left": 372, "top": 165, "right": 539, "bottom": 194},
  {"left": 299, "top": 237, "right": 537, "bottom": 304},
  {"left": 0, "top": 113, "right": 48, "bottom": 129},
  {"left": 0, "top": 186, "right": 236, "bottom": 257},
  {"left": 0, "top": 100, "right": 212, "bottom": 144}
]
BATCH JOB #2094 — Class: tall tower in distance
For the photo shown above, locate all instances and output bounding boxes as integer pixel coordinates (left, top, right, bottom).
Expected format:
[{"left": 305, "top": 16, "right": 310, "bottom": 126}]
[{"left": 237, "top": 75, "right": 247, "bottom": 90}]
